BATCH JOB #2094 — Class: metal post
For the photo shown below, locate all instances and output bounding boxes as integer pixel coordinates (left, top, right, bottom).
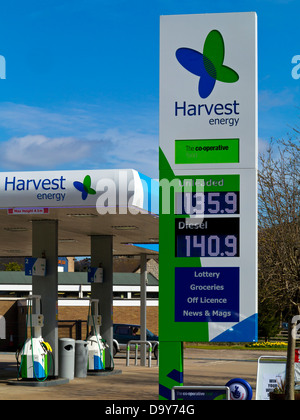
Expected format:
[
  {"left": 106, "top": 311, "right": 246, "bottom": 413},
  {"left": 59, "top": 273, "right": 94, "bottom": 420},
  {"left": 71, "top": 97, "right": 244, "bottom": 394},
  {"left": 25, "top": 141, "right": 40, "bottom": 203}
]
[
  {"left": 32, "top": 220, "right": 58, "bottom": 377},
  {"left": 91, "top": 235, "right": 113, "bottom": 368},
  {"left": 126, "top": 344, "right": 130, "bottom": 366},
  {"left": 148, "top": 343, "right": 152, "bottom": 368},
  {"left": 140, "top": 254, "right": 147, "bottom": 366},
  {"left": 286, "top": 319, "right": 296, "bottom": 400},
  {"left": 126, "top": 340, "right": 153, "bottom": 367}
]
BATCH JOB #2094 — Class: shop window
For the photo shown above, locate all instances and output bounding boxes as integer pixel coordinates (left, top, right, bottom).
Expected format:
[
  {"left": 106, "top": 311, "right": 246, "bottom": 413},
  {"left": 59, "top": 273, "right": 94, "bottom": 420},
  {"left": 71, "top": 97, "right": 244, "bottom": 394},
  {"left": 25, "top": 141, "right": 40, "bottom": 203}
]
[{"left": 113, "top": 292, "right": 127, "bottom": 299}]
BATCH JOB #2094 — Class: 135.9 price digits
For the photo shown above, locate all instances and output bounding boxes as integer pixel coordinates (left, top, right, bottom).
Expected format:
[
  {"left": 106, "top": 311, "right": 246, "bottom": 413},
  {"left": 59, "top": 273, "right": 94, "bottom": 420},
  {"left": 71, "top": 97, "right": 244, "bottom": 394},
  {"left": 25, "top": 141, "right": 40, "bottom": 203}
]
[{"left": 176, "top": 192, "right": 239, "bottom": 215}]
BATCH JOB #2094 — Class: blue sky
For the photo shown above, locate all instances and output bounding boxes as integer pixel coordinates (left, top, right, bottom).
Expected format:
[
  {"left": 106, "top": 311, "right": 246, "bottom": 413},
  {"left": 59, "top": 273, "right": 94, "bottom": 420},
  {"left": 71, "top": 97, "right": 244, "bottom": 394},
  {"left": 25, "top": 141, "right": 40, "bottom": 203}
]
[{"left": 0, "top": 0, "right": 299, "bottom": 178}]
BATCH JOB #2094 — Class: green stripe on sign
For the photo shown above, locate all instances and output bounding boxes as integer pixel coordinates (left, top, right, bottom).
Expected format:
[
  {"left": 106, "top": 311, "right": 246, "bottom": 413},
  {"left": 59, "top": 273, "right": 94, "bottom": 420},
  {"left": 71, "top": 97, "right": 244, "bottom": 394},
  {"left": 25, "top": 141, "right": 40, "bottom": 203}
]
[
  {"left": 44, "top": 354, "right": 48, "bottom": 376},
  {"left": 175, "top": 139, "right": 239, "bottom": 164},
  {"left": 21, "top": 354, "right": 27, "bottom": 378},
  {"left": 159, "top": 342, "right": 184, "bottom": 400}
]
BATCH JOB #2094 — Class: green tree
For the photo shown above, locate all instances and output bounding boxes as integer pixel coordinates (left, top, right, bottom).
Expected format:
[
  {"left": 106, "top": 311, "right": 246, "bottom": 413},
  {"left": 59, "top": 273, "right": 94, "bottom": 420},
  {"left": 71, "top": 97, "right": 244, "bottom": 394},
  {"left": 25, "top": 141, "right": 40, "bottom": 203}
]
[
  {"left": 4, "top": 262, "right": 23, "bottom": 271},
  {"left": 258, "top": 299, "right": 281, "bottom": 341},
  {"left": 258, "top": 136, "right": 300, "bottom": 400}
]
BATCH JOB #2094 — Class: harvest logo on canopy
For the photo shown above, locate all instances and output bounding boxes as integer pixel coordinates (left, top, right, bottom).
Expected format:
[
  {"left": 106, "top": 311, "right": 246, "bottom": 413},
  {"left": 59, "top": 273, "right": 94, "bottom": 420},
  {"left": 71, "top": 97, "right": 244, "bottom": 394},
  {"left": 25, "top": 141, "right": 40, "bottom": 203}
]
[
  {"left": 73, "top": 175, "right": 96, "bottom": 200},
  {"left": 176, "top": 30, "right": 239, "bottom": 99}
]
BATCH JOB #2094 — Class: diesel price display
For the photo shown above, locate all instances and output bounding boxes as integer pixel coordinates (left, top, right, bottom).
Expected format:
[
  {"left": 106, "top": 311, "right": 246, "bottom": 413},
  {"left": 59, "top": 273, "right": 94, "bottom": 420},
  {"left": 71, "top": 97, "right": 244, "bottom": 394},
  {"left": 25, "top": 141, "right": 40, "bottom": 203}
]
[{"left": 175, "top": 218, "right": 239, "bottom": 258}]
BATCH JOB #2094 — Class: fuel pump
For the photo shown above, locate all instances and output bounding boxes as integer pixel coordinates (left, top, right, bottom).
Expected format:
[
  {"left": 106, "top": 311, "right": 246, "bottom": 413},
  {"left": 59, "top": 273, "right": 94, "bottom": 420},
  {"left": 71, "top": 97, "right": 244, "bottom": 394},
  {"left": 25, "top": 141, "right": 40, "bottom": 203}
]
[
  {"left": 86, "top": 299, "right": 107, "bottom": 371},
  {"left": 16, "top": 295, "right": 52, "bottom": 381}
]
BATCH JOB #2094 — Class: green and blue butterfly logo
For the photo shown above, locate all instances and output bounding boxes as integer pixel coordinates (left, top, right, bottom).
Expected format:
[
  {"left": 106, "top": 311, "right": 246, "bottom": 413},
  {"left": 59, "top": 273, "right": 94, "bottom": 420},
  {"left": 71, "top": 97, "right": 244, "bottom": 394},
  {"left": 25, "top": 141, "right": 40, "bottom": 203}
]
[
  {"left": 176, "top": 30, "right": 239, "bottom": 99},
  {"left": 73, "top": 175, "right": 96, "bottom": 200}
]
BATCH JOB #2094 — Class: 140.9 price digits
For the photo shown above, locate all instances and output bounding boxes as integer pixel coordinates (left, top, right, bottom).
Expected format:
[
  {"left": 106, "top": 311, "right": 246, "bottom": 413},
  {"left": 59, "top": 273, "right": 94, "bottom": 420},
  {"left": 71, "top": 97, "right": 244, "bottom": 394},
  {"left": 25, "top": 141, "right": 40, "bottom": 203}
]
[{"left": 177, "top": 234, "right": 239, "bottom": 258}]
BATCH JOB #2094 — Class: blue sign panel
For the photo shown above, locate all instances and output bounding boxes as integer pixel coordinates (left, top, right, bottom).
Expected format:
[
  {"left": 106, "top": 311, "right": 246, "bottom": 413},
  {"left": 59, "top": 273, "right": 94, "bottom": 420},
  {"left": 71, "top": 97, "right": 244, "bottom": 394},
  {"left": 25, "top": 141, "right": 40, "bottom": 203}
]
[
  {"left": 175, "top": 267, "right": 239, "bottom": 323},
  {"left": 88, "top": 267, "right": 103, "bottom": 283},
  {"left": 25, "top": 257, "right": 46, "bottom": 276},
  {"left": 25, "top": 258, "right": 35, "bottom": 276}
]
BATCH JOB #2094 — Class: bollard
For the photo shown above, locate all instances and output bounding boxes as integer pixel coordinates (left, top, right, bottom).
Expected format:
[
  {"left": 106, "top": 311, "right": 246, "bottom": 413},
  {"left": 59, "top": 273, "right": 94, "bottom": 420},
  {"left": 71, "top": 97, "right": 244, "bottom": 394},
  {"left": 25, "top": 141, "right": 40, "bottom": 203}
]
[
  {"left": 126, "top": 340, "right": 156, "bottom": 367},
  {"left": 59, "top": 338, "right": 75, "bottom": 380},
  {"left": 75, "top": 340, "right": 88, "bottom": 378}
]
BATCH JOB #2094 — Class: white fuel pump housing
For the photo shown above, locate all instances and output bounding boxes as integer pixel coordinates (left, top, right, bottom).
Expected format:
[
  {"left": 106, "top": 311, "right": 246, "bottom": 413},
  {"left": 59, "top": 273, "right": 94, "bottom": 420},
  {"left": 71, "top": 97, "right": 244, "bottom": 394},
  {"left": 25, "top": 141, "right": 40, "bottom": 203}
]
[
  {"left": 86, "top": 300, "right": 106, "bottom": 371},
  {"left": 17, "top": 296, "right": 52, "bottom": 380}
]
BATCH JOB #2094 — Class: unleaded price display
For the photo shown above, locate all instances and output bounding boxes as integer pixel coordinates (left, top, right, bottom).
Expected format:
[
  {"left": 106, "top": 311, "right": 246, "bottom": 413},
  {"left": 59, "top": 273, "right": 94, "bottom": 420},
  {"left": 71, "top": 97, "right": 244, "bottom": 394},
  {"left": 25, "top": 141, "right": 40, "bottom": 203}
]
[{"left": 175, "top": 191, "right": 240, "bottom": 215}]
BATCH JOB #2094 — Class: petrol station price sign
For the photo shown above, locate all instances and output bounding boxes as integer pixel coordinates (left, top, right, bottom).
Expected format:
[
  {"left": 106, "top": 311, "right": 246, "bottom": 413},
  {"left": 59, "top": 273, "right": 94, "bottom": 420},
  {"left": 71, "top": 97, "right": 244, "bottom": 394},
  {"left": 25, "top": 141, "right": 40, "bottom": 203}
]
[
  {"left": 159, "top": 12, "right": 258, "bottom": 344},
  {"left": 159, "top": 12, "right": 257, "bottom": 400}
]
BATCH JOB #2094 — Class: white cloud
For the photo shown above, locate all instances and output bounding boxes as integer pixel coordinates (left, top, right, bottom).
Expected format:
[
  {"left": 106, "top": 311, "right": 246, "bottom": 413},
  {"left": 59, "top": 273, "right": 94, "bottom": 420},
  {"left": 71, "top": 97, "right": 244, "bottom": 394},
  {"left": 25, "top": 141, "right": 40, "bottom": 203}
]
[
  {"left": 0, "top": 130, "right": 159, "bottom": 177},
  {"left": 0, "top": 102, "right": 102, "bottom": 136},
  {"left": 98, "top": 129, "right": 158, "bottom": 176},
  {"left": 0, "top": 135, "right": 91, "bottom": 169},
  {"left": 0, "top": 102, "right": 159, "bottom": 177},
  {"left": 259, "top": 89, "right": 295, "bottom": 111}
]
